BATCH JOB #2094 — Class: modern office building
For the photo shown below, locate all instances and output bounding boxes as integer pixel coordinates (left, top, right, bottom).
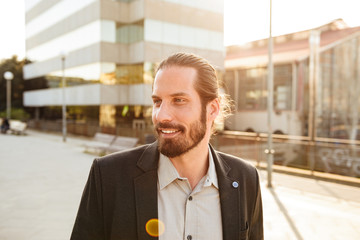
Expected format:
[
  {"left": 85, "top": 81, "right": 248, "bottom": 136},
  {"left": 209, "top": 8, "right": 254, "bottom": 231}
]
[
  {"left": 23, "top": 0, "right": 224, "bottom": 132},
  {"left": 225, "top": 19, "right": 360, "bottom": 141}
]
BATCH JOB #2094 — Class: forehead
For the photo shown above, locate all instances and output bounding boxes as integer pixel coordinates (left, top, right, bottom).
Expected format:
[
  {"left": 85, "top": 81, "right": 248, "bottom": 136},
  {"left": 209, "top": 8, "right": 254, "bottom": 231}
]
[{"left": 153, "top": 66, "right": 198, "bottom": 96}]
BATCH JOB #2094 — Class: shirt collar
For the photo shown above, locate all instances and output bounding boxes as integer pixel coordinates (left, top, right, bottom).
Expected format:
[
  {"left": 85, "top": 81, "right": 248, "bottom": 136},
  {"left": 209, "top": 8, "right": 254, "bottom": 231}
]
[
  {"left": 205, "top": 147, "right": 219, "bottom": 189},
  {"left": 158, "top": 153, "right": 180, "bottom": 190},
  {"left": 158, "top": 146, "right": 218, "bottom": 190}
]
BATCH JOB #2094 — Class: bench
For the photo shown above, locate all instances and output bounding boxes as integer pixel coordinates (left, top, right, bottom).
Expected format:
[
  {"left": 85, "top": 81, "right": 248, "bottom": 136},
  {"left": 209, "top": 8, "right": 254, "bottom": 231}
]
[
  {"left": 84, "top": 133, "right": 116, "bottom": 155},
  {"left": 9, "top": 120, "right": 27, "bottom": 135},
  {"left": 104, "top": 136, "right": 139, "bottom": 154}
]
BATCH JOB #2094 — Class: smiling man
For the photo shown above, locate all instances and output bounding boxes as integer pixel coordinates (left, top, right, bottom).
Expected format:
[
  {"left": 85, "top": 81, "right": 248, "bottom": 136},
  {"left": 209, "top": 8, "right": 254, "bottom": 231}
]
[{"left": 71, "top": 53, "right": 263, "bottom": 240}]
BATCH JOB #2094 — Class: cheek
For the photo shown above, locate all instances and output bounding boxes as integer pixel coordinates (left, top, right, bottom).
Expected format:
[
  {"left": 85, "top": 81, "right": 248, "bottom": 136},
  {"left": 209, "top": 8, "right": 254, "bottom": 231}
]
[
  {"left": 181, "top": 111, "right": 200, "bottom": 124},
  {"left": 152, "top": 109, "right": 156, "bottom": 123}
]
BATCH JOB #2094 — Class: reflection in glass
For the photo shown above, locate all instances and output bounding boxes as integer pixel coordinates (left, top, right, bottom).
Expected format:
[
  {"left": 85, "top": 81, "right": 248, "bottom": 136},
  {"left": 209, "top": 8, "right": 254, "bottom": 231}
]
[
  {"left": 116, "top": 21, "right": 144, "bottom": 44},
  {"left": 226, "top": 65, "right": 293, "bottom": 111},
  {"left": 317, "top": 37, "right": 360, "bottom": 140},
  {"left": 224, "top": 59, "right": 310, "bottom": 136},
  {"left": 116, "top": 64, "right": 143, "bottom": 84},
  {"left": 143, "top": 62, "right": 157, "bottom": 84},
  {"left": 213, "top": 134, "right": 360, "bottom": 178},
  {"left": 114, "top": 62, "right": 157, "bottom": 84},
  {"left": 100, "top": 105, "right": 116, "bottom": 128}
]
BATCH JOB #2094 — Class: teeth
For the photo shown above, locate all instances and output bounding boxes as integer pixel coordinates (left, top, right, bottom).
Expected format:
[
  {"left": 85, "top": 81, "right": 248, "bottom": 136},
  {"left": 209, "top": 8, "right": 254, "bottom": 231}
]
[{"left": 162, "top": 130, "right": 177, "bottom": 134}]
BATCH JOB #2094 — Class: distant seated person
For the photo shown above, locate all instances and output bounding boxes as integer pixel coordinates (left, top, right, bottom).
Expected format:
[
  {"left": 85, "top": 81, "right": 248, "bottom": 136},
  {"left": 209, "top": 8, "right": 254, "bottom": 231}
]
[{"left": 1, "top": 118, "right": 10, "bottom": 134}]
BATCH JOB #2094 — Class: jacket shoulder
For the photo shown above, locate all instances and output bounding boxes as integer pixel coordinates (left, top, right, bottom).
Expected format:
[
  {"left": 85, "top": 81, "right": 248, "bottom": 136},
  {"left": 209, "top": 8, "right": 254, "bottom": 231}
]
[
  {"left": 216, "top": 151, "right": 259, "bottom": 180},
  {"left": 92, "top": 144, "right": 154, "bottom": 177},
  {"left": 96, "top": 144, "right": 148, "bottom": 165}
]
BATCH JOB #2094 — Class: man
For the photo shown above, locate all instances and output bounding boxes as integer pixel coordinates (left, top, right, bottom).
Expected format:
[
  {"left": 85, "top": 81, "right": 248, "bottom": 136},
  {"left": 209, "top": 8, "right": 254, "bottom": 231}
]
[
  {"left": 1, "top": 118, "right": 10, "bottom": 134},
  {"left": 71, "top": 53, "right": 263, "bottom": 240}
]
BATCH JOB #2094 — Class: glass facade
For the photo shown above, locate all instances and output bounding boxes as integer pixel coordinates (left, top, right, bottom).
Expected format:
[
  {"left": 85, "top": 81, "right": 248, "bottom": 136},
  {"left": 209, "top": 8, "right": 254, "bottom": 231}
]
[
  {"left": 100, "top": 105, "right": 116, "bottom": 128},
  {"left": 144, "top": 62, "right": 158, "bottom": 84},
  {"left": 26, "top": 0, "right": 97, "bottom": 39},
  {"left": 274, "top": 65, "right": 292, "bottom": 110},
  {"left": 97, "top": 61, "right": 157, "bottom": 129},
  {"left": 27, "top": 20, "right": 108, "bottom": 62},
  {"left": 226, "top": 64, "right": 292, "bottom": 111},
  {"left": 213, "top": 133, "right": 360, "bottom": 178},
  {"left": 113, "top": 62, "right": 158, "bottom": 84},
  {"left": 115, "top": 64, "right": 144, "bottom": 84},
  {"left": 144, "top": 19, "right": 224, "bottom": 52},
  {"left": 116, "top": 21, "right": 144, "bottom": 44},
  {"left": 114, "top": 0, "right": 135, "bottom": 2},
  {"left": 225, "top": 35, "right": 360, "bottom": 141},
  {"left": 24, "top": 0, "right": 225, "bottom": 141},
  {"left": 164, "top": 0, "right": 223, "bottom": 14},
  {"left": 317, "top": 36, "right": 360, "bottom": 141},
  {"left": 46, "top": 76, "right": 99, "bottom": 88},
  {"left": 223, "top": 33, "right": 360, "bottom": 178}
]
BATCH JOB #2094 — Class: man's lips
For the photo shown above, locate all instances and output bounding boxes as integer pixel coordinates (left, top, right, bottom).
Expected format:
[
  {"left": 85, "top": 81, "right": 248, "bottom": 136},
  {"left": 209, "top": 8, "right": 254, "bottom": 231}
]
[
  {"left": 157, "top": 129, "right": 181, "bottom": 139},
  {"left": 155, "top": 123, "right": 185, "bottom": 135},
  {"left": 158, "top": 128, "right": 180, "bottom": 134}
]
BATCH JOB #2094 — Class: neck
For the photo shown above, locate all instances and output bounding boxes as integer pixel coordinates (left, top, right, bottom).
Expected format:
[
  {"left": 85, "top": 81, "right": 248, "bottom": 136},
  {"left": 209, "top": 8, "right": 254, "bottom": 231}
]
[{"left": 169, "top": 136, "right": 210, "bottom": 190}]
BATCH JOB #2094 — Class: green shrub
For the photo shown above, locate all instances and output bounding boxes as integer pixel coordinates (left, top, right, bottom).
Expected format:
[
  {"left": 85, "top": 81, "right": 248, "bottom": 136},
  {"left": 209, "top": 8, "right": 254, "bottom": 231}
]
[{"left": 0, "top": 108, "right": 30, "bottom": 121}]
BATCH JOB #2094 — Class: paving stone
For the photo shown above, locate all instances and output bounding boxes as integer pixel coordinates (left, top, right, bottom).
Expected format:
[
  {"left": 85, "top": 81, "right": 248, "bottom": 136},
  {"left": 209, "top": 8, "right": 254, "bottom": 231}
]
[{"left": 1, "top": 130, "right": 360, "bottom": 240}]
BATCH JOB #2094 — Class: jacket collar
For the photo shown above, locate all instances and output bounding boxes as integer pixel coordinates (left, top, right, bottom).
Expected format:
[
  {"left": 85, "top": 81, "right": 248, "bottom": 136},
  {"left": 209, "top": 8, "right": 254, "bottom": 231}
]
[
  {"left": 136, "top": 141, "right": 159, "bottom": 172},
  {"left": 134, "top": 141, "right": 160, "bottom": 239},
  {"left": 210, "top": 145, "right": 241, "bottom": 240}
]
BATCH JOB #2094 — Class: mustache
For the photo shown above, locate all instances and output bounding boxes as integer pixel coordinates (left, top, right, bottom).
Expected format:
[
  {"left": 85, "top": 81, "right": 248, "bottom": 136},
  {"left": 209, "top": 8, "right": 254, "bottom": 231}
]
[{"left": 155, "top": 122, "right": 185, "bottom": 132}]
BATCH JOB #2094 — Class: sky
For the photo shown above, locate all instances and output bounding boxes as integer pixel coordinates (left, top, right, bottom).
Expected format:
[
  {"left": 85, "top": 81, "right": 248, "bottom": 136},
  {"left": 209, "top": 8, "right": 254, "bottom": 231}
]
[
  {"left": 224, "top": 0, "right": 360, "bottom": 46},
  {"left": 0, "top": 0, "right": 25, "bottom": 60},
  {"left": 0, "top": 0, "right": 360, "bottom": 61}
]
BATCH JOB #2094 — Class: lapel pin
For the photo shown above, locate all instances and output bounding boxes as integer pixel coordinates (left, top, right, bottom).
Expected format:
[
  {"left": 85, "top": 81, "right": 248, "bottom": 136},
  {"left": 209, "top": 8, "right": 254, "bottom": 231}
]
[{"left": 232, "top": 181, "right": 239, "bottom": 188}]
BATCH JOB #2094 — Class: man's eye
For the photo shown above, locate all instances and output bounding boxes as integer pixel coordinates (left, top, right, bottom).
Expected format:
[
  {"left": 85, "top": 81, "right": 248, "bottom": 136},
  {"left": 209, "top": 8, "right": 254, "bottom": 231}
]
[
  {"left": 174, "top": 98, "right": 185, "bottom": 103},
  {"left": 153, "top": 99, "right": 161, "bottom": 106}
]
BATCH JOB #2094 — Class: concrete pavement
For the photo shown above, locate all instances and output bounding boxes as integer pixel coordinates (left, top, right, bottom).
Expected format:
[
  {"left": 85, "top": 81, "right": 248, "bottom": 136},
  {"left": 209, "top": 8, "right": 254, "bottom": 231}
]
[{"left": 0, "top": 130, "right": 359, "bottom": 240}]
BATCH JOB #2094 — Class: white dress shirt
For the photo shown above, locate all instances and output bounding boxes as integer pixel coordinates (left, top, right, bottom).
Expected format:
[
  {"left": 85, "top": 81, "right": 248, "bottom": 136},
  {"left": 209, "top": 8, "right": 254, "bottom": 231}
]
[{"left": 157, "top": 148, "right": 223, "bottom": 240}]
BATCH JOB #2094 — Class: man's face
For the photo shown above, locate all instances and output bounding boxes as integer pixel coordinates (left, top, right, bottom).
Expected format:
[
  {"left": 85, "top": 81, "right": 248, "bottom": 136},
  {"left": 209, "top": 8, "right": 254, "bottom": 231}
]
[{"left": 152, "top": 66, "right": 207, "bottom": 158}]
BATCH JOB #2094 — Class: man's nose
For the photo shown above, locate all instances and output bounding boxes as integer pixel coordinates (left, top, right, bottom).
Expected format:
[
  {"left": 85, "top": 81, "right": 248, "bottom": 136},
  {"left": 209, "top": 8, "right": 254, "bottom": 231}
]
[{"left": 155, "top": 103, "right": 173, "bottom": 122}]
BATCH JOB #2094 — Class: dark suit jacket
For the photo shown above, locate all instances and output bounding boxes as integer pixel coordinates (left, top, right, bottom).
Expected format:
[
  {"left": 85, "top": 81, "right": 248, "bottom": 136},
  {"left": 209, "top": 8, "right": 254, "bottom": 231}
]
[{"left": 71, "top": 142, "right": 263, "bottom": 240}]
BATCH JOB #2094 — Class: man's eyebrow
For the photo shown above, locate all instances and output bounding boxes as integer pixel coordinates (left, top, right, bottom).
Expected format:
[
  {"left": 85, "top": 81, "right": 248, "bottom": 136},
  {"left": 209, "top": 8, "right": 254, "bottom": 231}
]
[
  {"left": 170, "top": 92, "right": 190, "bottom": 97},
  {"left": 152, "top": 92, "right": 190, "bottom": 98}
]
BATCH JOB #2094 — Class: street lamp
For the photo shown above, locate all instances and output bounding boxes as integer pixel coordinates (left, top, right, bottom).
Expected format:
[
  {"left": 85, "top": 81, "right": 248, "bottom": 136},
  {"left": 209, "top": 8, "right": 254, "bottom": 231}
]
[
  {"left": 266, "top": 0, "right": 274, "bottom": 188},
  {"left": 4, "top": 71, "right": 14, "bottom": 119},
  {"left": 61, "top": 52, "right": 67, "bottom": 142}
]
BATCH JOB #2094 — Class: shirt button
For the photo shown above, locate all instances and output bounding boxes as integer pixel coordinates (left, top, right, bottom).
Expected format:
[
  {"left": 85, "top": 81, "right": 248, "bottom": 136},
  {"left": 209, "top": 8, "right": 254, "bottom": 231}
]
[
  {"left": 188, "top": 196, "right": 193, "bottom": 201},
  {"left": 187, "top": 235, "right": 192, "bottom": 240}
]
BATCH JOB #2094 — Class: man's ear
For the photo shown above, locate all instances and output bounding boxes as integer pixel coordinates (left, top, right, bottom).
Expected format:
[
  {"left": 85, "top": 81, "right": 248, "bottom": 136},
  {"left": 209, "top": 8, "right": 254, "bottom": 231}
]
[{"left": 207, "top": 98, "right": 220, "bottom": 122}]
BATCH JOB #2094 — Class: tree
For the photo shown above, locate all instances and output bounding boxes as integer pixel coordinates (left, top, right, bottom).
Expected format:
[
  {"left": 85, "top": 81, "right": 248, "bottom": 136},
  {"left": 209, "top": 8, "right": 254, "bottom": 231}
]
[{"left": 0, "top": 55, "right": 48, "bottom": 118}]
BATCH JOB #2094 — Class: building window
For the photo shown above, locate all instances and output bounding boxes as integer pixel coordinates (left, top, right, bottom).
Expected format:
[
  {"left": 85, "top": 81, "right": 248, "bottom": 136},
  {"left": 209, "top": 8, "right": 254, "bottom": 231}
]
[
  {"left": 274, "top": 64, "right": 292, "bottom": 110},
  {"left": 116, "top": 21, "right": 144, "bottom": 44},
  {"left": 275, "top": 85, "right": 290, "bottom": 110},
  {"left": 238, "top": 67, "right": 267, "bottom": 110},
  {"left": 225, "top": 64, "right": 292, "bottom": 111},
  {"left": 317, "top": 36, "right": 360, "bottom": 140},
  {"left": 115, "top": 62, "right": 157, "bottom": 84},
  {"left": 143, "top": 62, "right": 158, "bottom": 84},
  {"left": 116, "top": 64, "right": 143, "bottom": 84}
]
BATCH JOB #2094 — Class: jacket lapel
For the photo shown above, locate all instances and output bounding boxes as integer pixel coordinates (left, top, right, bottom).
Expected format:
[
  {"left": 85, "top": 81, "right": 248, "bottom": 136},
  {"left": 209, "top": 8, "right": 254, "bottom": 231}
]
[
  {"left": 210, "top": 145, "right": 240, "bottom": 240},
  {"left": 134, "top": 142, "right": 160, "bottom": 240},
  {"left": 133, "top": 143, "right": 242, "bottom": 239}
]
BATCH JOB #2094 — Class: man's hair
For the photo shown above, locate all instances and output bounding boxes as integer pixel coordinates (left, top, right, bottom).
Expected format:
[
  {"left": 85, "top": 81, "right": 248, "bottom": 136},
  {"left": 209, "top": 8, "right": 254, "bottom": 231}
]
[{"left": 156, "top": 52, "right": 233, "bottom": 123}]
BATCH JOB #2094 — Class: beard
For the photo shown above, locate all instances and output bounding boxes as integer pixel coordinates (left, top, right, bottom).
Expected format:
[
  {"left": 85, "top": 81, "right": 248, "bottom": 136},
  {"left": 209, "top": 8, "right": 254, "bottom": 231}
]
[{"left": 154, "top": 108, "right": 207, "bottom": 158}]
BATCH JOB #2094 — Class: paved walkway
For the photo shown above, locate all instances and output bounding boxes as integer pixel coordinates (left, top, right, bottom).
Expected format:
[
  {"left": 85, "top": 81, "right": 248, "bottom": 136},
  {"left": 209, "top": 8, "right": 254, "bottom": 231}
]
[{"left": 0, "top": 130, "right": 359, "bottom": 240}]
